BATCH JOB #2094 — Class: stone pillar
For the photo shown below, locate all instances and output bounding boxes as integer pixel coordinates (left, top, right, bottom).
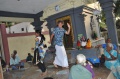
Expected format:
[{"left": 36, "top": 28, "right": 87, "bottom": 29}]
[
  {"left": 0, "top": 24, "right": 10, "bottom": 64},
  {"left": 32, "top": 11, "right": 44, "bottom": 31},
  {"left": 98, "top": 0, "right": 119, "bottom": 45},
  {"left": 33, "top": 17, "right": 44, "bottom": 31}
]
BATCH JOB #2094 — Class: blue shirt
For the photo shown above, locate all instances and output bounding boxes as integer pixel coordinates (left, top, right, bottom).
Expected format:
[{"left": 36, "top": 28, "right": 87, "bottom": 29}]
[
  {"left": 52, "top": 27, "right": 66, "bottom": 46},
  {"left": 10, "top": 56, "right": 20, "bottom": 65},
  {"left": 102, "top": 44, "right": 117, "bottom": 50}
]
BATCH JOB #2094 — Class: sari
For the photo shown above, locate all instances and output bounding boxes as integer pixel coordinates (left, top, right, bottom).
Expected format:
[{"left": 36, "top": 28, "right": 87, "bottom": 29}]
[
  {"left": 104, "top": 50, "right": 120, "bottom": 79},
  {"left": 69, "top": 64, "right": 92, "bottom": 79}
]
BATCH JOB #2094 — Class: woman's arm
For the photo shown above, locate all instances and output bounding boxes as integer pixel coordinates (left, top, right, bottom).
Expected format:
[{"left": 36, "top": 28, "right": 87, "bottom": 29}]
[
  {"left": 105, "top": 52, "right": 117, "bottom": 61},
  {"left": 108, "top": 52, "right": 117, "bottom": 60},
  {"left": 105, "top": 56, "right": 113, "bottom": 61},
  {"left": 35, "top": 38, "right": 39, "bottom": 42}
]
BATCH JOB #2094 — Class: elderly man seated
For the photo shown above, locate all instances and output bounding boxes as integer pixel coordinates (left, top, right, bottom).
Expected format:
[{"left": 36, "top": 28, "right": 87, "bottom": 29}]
[
  {"left": 10, "top": 50, "right": 24, "bottom": 70},
  {"left": 104, "top": 43, "right": 120, "bottom": 79}
]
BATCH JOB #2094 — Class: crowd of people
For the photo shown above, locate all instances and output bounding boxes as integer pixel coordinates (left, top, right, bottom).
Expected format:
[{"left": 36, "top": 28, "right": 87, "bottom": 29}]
[{"left": 1, "top": 20, "right": 120, "bottom": 79}]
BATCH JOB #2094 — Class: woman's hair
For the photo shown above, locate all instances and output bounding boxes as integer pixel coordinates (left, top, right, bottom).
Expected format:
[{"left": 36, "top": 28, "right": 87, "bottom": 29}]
[
  {"left": 77, "top": 54, "right": 86, "bottom": 65},
  {"left": 107, "top": 43, "right": 113, "bottom": 49},
  {"left": 35, "top": 30, "right": 41, "bottom": 36}
]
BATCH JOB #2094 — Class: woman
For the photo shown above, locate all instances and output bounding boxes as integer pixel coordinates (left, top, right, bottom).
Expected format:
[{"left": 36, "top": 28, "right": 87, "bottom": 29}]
[
  {"left": 104, "top": 43, "right": 120, "bottom": 79},
  {"left": 33, "top": 30, "right": 47, "bottom": 76},
  {"left": 69, "top": 54, "right": 95, "bottom": 79},
  {"left": 33, "top": 30, "right": 45, "bottom": 64}
]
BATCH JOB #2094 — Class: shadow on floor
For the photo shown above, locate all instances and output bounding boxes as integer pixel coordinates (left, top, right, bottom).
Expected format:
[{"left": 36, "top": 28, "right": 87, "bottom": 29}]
[{"left": 3, "top": 63, "right": 110, "bottom": 79}]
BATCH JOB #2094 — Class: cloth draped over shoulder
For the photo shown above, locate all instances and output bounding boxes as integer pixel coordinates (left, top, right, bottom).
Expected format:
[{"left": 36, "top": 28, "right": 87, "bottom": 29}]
[
  {"left": 69, "top": 64, "right": 92, "bottom": 79},
  {"left": 104, "top": 50, "right": 120, "bottom": 69}
]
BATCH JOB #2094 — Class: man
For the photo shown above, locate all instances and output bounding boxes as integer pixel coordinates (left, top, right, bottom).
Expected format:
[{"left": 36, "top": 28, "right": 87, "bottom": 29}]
[
  {"left": 10, "top": 50, "right": 24, "bottom": 70},
  {"left": 102, "top": 38, "right": 117, "bottom": 50},
  {"left": 96, "top": 38, "right": 118, "bottom": 55},
  {"left": 26, "top": 53, "right": 33, "bottom": 62},
  {"left": 96, "top": 38, "right": 117, "bottom": 50},
  {"left": 49, "top": 20, "right": 70, "bottom": 68}
]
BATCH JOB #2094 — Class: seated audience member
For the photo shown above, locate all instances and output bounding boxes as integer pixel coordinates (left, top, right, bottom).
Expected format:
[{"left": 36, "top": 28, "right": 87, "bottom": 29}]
[
  {"left": 69, "top": 54, "right": 95, "bottom": 79},
  {"left": 13, "top": 50, "right": 19, "bottom": 57},
  {"left": 0, "top": 56, "right": 6, "bottom": 68},
  {"left": 26, "top": 53, "right": 33, "bottom": 62},
  {"left": 10, "top": 51, "right": 24, "bottom": 70},
  {"left": 96, "top": 38, "right": 118, "bottom": 64},
  {"left": 96, "top": 38, "right": 117, "bottom": 50},
  {"left": 104, "top": 43, "right": 120, "bottom": 79}
]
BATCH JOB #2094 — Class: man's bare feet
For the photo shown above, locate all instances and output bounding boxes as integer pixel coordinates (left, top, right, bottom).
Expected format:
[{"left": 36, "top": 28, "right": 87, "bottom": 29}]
[
  {"left": 41, "top": 70, "right": 47, "bottom": 76},
  {"left": 53, "top": 63, "right": 58, "bottom": 68}
]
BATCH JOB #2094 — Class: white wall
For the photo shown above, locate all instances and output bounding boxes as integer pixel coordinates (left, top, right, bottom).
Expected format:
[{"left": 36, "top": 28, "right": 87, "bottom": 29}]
[
  {"left": 6, "top": 21, "right": 49, "bottom": 34},
  {"left": 84, "top": 13, "right": 100, "bottom": 40},
  {"left": 6, "top": 22, "right": 34, "bottom": 34}
]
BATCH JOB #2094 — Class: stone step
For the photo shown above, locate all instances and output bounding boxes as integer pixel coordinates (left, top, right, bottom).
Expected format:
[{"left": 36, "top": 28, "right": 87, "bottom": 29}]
[{"left": 44, "top": 48, "right": 99, "bottom": 65}]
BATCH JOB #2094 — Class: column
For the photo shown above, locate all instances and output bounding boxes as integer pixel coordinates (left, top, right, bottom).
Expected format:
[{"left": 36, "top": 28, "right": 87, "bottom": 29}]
[
  {"left": 31, "top": 11, "right": 44, "bottom": 31},
  {"left": 33, "top": 17, "right": 44, "bottom": 31},
  {"left": 0, "top": 24, "right": 10, "bottom": 64},
  {"left": 98, "top": 0, "right": 119, "bottom": 45}
]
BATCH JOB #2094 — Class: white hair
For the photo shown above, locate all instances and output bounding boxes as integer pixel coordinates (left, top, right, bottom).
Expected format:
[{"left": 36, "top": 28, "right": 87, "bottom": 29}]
[
  {"left": 107, "top": 43, "right": 113, "bottom": 49},
  {"left": 77, "top": 54, "right": 86, "bottom": 65}
]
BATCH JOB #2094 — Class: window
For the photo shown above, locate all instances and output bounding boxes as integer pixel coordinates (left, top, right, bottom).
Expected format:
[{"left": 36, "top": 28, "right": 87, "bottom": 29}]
[{"left": 21, "top": 28, "right": 24, "bottom": 31}]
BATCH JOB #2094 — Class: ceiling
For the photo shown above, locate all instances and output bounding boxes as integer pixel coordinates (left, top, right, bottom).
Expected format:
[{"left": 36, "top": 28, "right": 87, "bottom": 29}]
[{"left": 0, "top": 0, "right": 60, "bottom": 14}]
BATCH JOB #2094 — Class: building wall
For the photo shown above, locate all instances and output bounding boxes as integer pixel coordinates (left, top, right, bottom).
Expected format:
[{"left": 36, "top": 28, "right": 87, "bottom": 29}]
[
  {"left": 6, "top": 22, "right": 34, "bottom": 34},
  {"left": 41, "top": 0, "right": 97, "bottom": 20},
  {"left": 7, "top": 32, "right": 50, "bottom": 61},
  {"left": 84, "top": 13, "right": 100, "bottom": 40},
  {"left": 6, "top": 21, "right": 49, "bottom": 34},
  {"left": 46, "top": 6, "right": 101, "bottom": 47}
]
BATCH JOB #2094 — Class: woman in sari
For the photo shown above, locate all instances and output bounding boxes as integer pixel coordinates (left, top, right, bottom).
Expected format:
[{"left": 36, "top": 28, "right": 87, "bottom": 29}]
[
  {"left": 104, "top": 43, "right": 120, "bottom": 79},
  {"left": 69, "top": 54, "right": 95, "bottom": 79}
]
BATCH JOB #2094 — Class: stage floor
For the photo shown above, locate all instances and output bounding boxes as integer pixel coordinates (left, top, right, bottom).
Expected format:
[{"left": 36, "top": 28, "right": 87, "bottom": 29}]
[{"left": 3, "top": 63, "right": 110, "bottom": 79}]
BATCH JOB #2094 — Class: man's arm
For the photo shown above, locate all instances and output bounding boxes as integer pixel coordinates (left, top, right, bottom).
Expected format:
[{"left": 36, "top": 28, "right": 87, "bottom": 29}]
[{"left": 65, "top": 23, "right": 70, "bottom": 35}]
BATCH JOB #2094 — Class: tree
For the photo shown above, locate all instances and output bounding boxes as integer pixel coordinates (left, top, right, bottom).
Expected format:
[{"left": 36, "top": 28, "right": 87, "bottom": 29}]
[{"left": 114, "top": 0, "right": 120, "bottom": 17}]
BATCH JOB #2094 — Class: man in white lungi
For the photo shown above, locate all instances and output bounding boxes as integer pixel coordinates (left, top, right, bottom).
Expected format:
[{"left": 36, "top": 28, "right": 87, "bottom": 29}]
[{"left": 49, "top": 20, "right": 70, "bottom": 68}]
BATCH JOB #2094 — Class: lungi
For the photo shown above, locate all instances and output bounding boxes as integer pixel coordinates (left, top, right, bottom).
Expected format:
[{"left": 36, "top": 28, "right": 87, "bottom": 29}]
[{"left": 53, "top": 45, "right": 68, "bottom": 67}]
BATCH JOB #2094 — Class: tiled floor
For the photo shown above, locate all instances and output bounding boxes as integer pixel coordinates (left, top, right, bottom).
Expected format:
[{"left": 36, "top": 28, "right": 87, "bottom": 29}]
[{"left": 3, "top": 63, "right": 110, "bottom": 79}]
